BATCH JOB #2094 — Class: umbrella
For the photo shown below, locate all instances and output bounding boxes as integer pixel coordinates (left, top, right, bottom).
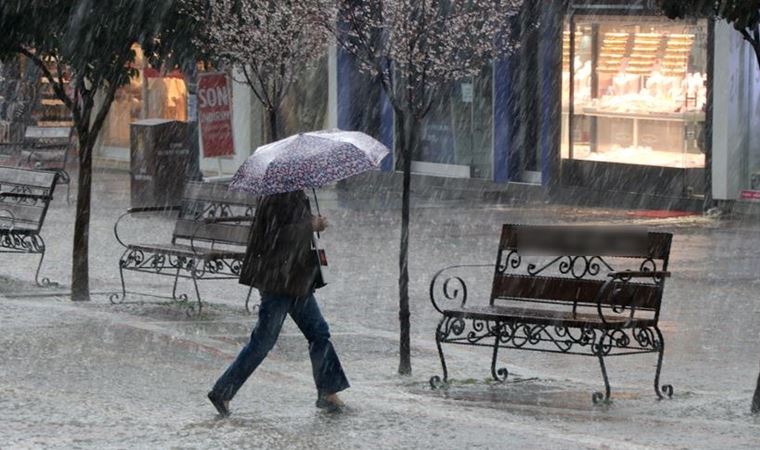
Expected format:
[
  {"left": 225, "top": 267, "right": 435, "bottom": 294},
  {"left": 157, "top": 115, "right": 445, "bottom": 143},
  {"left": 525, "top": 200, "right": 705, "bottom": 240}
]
[{"left": 229, "top": 129, "right": 390, "bottom": 197}]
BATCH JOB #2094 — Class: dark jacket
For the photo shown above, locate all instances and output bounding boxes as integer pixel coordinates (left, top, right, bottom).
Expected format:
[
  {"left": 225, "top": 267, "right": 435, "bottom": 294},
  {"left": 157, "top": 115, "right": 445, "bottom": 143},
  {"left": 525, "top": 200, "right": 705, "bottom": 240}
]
[{"left": 239, "top": 190, "right": 324, "bottom": 297}]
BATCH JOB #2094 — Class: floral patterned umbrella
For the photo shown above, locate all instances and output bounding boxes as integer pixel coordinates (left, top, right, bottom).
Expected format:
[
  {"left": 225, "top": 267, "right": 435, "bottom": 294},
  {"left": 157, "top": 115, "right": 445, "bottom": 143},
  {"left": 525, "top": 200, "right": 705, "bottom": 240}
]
[{"left": 229, "top": 129, "right": 390, "bottom": 196}]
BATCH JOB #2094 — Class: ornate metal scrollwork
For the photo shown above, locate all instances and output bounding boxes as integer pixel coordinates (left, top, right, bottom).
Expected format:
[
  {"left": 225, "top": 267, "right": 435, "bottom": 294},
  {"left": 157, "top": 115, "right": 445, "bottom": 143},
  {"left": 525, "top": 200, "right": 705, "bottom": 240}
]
[
  {"left": 119, "top": 247, "right": 242, "bottom": 281},
  {"left": 0, "top": 231, "right": 45, "bottom": 253},
  {"left": 429, "top": 265, "right": 493, "bottom": 314},
  {"left": 202, "top": 202, "right": 234, "bottom": 219},
  {"left": 527, "top": 255, "right": 614, "bottom": 279},
  {"left": 439, "top": 317, "right": 660, "bottom": 357},
  {"left": 496, "top": 250, "right": 522, "bottom": 274},
  {"left": 429, "top": 375, "right": 447, "bottom": 389},
  {"left": 639, "top": 258, "right": 658, "bottom": 273},
  {"left": 634, "top": 327, "right": 658, "bottom": 349}
]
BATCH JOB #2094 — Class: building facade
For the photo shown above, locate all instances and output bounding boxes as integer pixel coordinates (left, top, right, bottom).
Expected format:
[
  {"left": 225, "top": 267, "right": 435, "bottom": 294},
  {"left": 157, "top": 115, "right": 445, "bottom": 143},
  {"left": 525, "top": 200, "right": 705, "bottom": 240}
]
[{"left": 87, "top": 1, "right": 760, "bottom": 211}]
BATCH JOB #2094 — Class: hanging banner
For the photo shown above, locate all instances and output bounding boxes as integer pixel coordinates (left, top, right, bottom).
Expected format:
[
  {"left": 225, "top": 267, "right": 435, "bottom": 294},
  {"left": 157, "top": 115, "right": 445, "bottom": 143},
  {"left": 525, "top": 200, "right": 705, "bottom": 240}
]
[{"left": 198, "top": 72, "right": 234, "bottom": 157}]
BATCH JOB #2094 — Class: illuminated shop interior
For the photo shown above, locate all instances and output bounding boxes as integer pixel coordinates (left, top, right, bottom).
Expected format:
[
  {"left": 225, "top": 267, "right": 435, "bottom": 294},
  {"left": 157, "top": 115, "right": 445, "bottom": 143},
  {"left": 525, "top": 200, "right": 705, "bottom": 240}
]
[{"left": 562, "top": 16, "right": 708, "bottom": 169}]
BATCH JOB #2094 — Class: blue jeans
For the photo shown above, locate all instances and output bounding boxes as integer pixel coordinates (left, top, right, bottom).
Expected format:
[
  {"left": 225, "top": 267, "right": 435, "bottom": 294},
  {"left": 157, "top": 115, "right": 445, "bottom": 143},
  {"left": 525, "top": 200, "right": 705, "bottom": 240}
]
[{"left": 212, "top": 292, "right": 350, "bottom": 401}]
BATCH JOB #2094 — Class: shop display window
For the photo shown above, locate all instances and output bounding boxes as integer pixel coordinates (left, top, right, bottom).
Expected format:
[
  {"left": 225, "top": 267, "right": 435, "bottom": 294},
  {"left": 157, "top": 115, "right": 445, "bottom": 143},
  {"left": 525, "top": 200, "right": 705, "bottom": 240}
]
[
  {"left": 102, "top": 45, "right": 187, "bottom": 150},
  {"left": 562, "top": 16, "right": 708, "bottom": 169},
  {"left": 404, "top": 67, "right": 493, "bottom": 179},
  {"left": 279, "top": 54, "right": 329, "bottom": 138}
]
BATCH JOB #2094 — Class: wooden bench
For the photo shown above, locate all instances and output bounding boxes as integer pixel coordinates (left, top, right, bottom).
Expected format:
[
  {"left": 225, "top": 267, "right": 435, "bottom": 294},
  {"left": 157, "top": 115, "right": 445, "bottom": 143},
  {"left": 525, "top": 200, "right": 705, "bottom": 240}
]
[
  {"left": 0, "top": 126, "right": 73, "bottom": 203},
  {"left": 112, "top": 181, "right": 256, "bottom": 314},
  {"left": 429, "top": 224, "right": 674, "bottom": 403},
  {"left": 0, "top": 166, "right": 59, "bottom": 287}
]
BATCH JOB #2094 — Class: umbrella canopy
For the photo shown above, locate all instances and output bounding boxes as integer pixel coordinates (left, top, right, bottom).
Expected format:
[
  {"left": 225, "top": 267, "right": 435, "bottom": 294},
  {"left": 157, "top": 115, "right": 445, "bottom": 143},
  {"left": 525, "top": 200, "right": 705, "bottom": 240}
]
[{"left": 229, "top": 129, "right": 390, "bottom": 196}]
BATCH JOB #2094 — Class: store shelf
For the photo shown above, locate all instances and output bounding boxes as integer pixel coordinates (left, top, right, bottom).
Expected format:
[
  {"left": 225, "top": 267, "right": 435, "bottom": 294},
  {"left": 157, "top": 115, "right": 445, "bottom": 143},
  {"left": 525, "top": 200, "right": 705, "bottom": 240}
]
[
  {"left": 41, "top": 98, "right": 65, "bottom": 106},
  {"left": 580, "top": 107, "right": 705, "bottom": 122},
  {"left": 36, "top": 120, "right": 74, "bottom": 127}
]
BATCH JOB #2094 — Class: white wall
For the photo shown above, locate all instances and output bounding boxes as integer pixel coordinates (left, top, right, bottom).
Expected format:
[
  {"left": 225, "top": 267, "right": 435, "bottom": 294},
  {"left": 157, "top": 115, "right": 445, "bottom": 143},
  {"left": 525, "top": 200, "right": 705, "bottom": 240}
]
[
  {"left": 200, "top": 52, "right": 339, "bottom": 178},
  {"left": 748, "top": 44, "right": 760, "bottom": 186},
  {"left": 712, "top": 21, "right": 760, "bottom": 200},
  {"left": 328, "top": 45, "right": 338, "bottom": 130}
]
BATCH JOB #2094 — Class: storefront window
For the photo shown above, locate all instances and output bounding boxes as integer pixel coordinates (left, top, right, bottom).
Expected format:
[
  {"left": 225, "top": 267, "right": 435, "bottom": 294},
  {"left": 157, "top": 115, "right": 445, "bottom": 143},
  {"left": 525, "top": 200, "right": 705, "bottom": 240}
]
[
  {"left": 562, "top": 17, "right": 708, "bottom": 169},
  {"left": 101, "top": 45, "right": 188, "bottom": 150},
  {"left": 409, "top": 67, "right": 493, "bottom": 179},
  {"left": 279, "top": 55, "right": 329, "bottom": 137}
]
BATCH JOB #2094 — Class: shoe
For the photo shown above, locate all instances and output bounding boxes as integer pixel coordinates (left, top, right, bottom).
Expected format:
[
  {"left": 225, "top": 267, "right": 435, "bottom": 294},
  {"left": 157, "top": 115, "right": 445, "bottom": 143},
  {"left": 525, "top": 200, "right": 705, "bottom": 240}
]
[
  {"left": 315, "top": 392, "right": 345, "bottom": 412},
  {"left": 207, "top": 391, "right": 230, "bottom": 417}
]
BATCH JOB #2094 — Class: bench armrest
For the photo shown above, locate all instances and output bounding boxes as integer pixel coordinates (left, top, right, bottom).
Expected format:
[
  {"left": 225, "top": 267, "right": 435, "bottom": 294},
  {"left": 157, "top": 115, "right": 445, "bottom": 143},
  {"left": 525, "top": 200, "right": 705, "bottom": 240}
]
[
  {"left": 429, "top": 264, "right": 493, "bottom": 314},
  {"left": 594, "top": 270, "right": 670, "bottom": 325},
  {"left": 202, "top": 215, "right": 255, "bottom": 224},
  {"left": 114, "top": 205, "right": 182, "bottom": 248}
]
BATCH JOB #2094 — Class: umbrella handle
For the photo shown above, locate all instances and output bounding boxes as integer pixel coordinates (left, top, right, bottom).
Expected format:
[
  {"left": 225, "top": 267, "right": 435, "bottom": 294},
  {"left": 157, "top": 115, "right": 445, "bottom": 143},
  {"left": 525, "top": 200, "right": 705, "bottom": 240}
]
[{"left": 312, "top": 188, "right": 321, "bottom": 239}]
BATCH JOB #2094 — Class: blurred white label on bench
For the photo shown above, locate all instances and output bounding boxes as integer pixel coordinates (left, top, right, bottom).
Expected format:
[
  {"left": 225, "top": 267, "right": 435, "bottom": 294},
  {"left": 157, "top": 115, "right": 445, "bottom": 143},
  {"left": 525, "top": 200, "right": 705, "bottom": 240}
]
[{"left": 25, "top": 127, "right": 71, "bottom": 139}]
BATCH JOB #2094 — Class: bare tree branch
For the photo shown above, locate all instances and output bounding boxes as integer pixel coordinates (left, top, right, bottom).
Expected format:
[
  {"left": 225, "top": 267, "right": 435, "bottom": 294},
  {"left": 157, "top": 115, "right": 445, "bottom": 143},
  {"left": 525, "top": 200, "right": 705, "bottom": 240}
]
[{"left": 17, "top": 45, "right": 77, "bottom": 118}]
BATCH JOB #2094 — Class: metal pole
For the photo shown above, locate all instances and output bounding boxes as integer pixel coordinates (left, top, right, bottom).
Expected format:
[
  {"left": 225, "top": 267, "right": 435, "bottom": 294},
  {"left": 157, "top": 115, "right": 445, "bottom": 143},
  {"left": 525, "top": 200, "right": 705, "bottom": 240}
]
[{"left": 312, "top": 187, "right": 321, "bottom": 239}]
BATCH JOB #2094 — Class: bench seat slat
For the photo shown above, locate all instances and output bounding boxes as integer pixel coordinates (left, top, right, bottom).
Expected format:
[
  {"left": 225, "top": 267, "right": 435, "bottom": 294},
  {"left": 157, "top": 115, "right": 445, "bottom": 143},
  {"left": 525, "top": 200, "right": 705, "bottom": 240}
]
[
  {"left": 183, "top": 182, "right": 258, "bottom": 207},
  {"left": 0, "top": 166, "right": 57, "bottom": 189},
  {"left": 491, "top": 274, "right": 660, "bottom": 309},
  {"left": 0, "top": 225, "right": 38, "bottom": 233},
  {"left": 128, "top": 243, "right": 245, "bottom": 260},
  {"left": 173, "top": 219, "right": 251, "bottom": 246},
  {"left": 0, "top": 202, "right": 47, "bottom": 227},
  {"left": 443, "top": 305, "right": 655, "bottom": 329}
]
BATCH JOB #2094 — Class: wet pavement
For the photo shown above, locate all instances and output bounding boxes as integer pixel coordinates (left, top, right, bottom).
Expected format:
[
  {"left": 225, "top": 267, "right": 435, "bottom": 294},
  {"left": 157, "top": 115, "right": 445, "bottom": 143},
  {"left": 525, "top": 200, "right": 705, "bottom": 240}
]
[{"left": 1, "top": 169, "right": 760, "bottom": 448}]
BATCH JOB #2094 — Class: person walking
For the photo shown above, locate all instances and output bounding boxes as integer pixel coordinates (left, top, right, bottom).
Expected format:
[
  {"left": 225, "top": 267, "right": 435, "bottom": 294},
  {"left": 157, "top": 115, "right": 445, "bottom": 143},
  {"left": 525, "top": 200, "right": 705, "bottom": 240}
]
[{"left": 207, "top": 190, "right": 349, "bottom": 417}]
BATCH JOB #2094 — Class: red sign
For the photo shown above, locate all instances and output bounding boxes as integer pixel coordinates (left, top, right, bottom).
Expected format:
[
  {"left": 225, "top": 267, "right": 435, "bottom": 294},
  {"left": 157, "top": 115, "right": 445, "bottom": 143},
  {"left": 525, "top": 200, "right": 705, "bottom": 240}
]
[
  {"left": 198, "top": 72, "right": 234, "bottom": 157},
  {"left": 740, "top": 190, "right": 760, "bottom": 201}
]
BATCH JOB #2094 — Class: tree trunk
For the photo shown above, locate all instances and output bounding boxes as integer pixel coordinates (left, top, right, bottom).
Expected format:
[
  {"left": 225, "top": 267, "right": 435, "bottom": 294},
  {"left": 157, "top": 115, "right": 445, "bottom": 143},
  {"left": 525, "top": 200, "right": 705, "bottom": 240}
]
[
  {"left": 752, "top": 362, "right": 760, "bottom": 414},
  {"left": 266, "top": 108, "right": 279, "bottom": 144},
  {"left": 742, "top": 33, "right": 760, "bottom": 413},
  {"left": 396, "top": 112, "right": 416, "bottom": 376},
  {"left": 71, "top": 131, "right": 94, "bottom": 301},
  {"left": 184, "top": 71, "right": 203, "bottom": 181}
]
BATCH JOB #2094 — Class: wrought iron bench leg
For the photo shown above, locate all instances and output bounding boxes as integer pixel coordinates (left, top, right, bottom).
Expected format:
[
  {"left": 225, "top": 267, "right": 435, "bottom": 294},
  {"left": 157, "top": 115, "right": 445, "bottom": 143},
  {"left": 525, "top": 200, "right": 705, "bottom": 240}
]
[
  {"left": 170, "top": 265, "right": 188, "bottom": 302},
  {"left": 33, "top": 236, "right": 57, "bottom": 288},
  {"left": 653, "top": 327, "right": 674, "bottom": 400},
  {"left": 109, "top": 250, "right": 129, "bottom": 304},
  {"left": 592, "top": 334, "right": 612, "bottom": 404},
  {"left": 593, "top": 352, "right": 612, "bottom": 404},
  {"left": 189, "top": 266, "right": 203, "bottom": 316},
  {"left": 491, "top": 324, "right": 509, "bottom": 383},
  {"left": 430, "top": 317, "right": 449, "bottom": 389}
]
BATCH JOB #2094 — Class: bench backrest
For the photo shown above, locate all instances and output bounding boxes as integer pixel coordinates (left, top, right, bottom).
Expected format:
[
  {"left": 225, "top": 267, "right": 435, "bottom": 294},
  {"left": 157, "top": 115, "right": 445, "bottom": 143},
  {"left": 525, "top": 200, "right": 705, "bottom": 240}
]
[
  {"left": 0, "top": 166, "right": 57, "bottom": 232},
  {"left": 491, "top": 224, "right": 672, "bottom": 316},
  {"left": 172, "top": 181, "right": 257, "bottom": 247},
  {"left": 24, "top": 126, "right": 72, "bottom": 141}
]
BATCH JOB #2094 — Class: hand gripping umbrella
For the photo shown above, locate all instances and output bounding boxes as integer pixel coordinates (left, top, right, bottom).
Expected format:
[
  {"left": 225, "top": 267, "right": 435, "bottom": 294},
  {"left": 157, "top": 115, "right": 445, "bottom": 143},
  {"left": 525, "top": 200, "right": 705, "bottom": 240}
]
[{"left": 229, "top": 129, "right": 390, "bottom": 211}]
